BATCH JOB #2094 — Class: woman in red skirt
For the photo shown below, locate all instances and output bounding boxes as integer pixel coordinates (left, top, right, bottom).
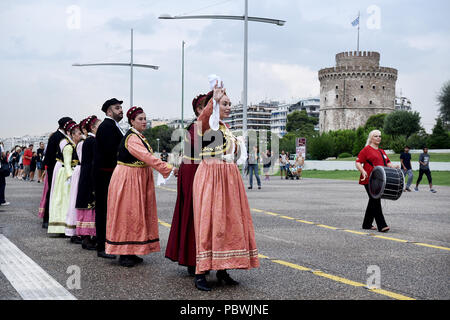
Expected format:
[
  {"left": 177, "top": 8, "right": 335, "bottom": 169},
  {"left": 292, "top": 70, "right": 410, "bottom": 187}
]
[{"left": 165, "top": 91, "right": 212, "bottom": 276}]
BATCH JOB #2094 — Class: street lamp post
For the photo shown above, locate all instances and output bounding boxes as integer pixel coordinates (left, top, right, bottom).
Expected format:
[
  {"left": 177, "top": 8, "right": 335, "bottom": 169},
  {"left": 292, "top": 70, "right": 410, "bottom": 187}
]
[
  {"left": 156, "top": 138, "right": 160, "bottom": 153},
  {"left": 159, "top": 0, "right": 285, "bottom": 140},
  {"left": 73, "top": 28, "right": 159, "bottom": 110}
]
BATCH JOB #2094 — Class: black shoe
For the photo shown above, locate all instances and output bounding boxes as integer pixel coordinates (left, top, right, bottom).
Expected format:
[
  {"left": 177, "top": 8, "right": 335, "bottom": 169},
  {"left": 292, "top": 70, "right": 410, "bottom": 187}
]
[
  {"left": 119, "top": 255, "right": 136, "bottom": 268},
  {"left": 216, "top": 270, "right": 239, "bottom": 285},
  {"left": 42, "top": 222, "right": 48, "bottom": 229},
  {"left": 258, "top": 186, "right": 261, "bottom": 189},
  {"left": 130, "top": 255, "right": 144, "bottom": 264},
  {"left": 97, "top": 251, "right": 116, "bottom": 259},
  {"left": 248, "top": 186, "right": 252, "bottom": 189},
  {"left": 70, "top": 236, "right": 83, "bottom": 244},
  {"left": 81, "top": 237, "right": 97, "bottom": 250},
  {"left": 187, "top": 266, "right": 196, "bottom": 276},
  {"left": 194, "top": 275, "right": 211, "bottom": 291}
]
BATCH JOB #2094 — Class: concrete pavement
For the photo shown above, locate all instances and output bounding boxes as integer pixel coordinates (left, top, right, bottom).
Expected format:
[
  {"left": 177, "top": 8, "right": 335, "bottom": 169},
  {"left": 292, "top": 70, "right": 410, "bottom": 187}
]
[{"left": 0, "top": 175, "right": 449, "bottom": 300}]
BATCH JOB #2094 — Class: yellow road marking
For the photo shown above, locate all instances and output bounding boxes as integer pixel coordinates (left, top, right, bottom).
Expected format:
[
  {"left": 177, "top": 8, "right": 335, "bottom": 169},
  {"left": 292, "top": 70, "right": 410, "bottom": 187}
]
[
  {"left": 343, "top": 229, "right": 368, "bottom": 235},
  {"left": 296, "top": 219, "right": 314, "bottom": 224},
  {"left": 316, "top": 224, "right": 338, "bottom": 230},
  {"left": 414, "top": 243, "right": 450, "bottom": 251},
  {"left": 369, "top": 288, "right": 415, "bottom": 301},
  {"left": 312, "top": 271, "right": 365, "bottom": 287},
  {"left": 272, "top": 260, "right": 311, "bottom": 271},
  {"left": 156, "top": 187, "right": 450, "bottom": 252},
  {"left": 373, "top": 235, "right": 409, "bottom": 243},
  {"left": 156, "top": 218, "right": 415, "bottom": 300}
]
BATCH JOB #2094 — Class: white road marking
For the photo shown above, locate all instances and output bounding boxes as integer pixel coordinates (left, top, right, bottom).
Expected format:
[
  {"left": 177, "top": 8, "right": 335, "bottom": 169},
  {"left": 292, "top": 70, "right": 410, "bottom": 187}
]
[{"left": 0, "top": 234, "right": 76, "bottom": 300}]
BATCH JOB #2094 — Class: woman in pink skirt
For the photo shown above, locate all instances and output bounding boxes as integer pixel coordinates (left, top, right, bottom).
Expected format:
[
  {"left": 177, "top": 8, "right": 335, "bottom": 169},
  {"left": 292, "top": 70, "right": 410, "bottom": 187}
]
[
  {"left": 105, "top": 106, "right": 178, "bottom": 267},
  {"left": 192, "top": 79, "right": 259, "bottom": 291},
  {"left": 76, "top": 116, "right": 101, "bottom": 250}
]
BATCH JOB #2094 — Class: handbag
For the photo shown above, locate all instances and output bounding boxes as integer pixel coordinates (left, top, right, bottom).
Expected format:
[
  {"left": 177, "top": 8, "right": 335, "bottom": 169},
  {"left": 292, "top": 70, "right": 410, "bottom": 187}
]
[{"left": 0, "top": 162, "right": 10, "bottom": 177}]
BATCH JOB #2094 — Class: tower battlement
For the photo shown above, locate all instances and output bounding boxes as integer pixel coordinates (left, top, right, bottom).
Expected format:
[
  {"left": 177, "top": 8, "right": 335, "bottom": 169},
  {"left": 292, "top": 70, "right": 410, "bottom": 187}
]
[{"left": 335, "top": 51, "right": 380, "bottom": 68}]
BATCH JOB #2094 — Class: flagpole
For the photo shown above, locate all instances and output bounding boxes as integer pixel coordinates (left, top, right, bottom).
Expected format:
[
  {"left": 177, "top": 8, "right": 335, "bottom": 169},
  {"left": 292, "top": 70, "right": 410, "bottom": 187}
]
[{"left": 357, "top": 11, "right": 360, "bottom": 52}]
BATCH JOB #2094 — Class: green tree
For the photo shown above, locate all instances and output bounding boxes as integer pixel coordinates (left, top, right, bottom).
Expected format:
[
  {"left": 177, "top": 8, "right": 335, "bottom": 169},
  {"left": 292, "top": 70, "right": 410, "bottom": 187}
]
[
  {"left": 428, "top": 118, "right": 450, "bottom": 149},
  {"left": 286, "top": 110, "right": 318, "bottom": 136},
  {"left": 308, "top": 133, "right": 335, "bottom": 160},
  {"left": 383, "top": 110, "right": 421, "bottom": 139},
  {"left": 406, "top": 129, "right": 429, "bottom": 149},
  {"left": 365, "top": 113, "right": 387, "bottom": 130},
  {"left": 352, "top": 126, "right": 370, "bottom": 156},
  {"left": 329, "top": 129, "right": 357, "bottom": 157},
  {"left": 142, "top": 125, "right": 176, "bottom": 152},
  {"left": 437, "top": 80, "right": 450, "bottom": 129}
]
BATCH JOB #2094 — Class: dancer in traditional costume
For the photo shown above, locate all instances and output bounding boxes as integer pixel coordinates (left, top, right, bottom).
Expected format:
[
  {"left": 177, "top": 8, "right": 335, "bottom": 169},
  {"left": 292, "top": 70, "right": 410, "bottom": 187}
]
[
  {"left": 192, "top": 77, "right": 259, "bottom": 291},
  {"left": 41, "top": 117, "right": 72, "bottom": 228},
  {"left": 48, "top": 120, "right": 79, "bottom": 235},
  {"left": 94, "top": 98, "right": 124, "bottom": 259},
  {"left": 105, "top": 106, "right": 178, "bottom": 267},
  {"left": 165, "top": 91, "right": 212, "bottom": 276},
  {"left": 76, "top": 116, "right": 101, "bottom": 250},
  {"left": 65, "top": 121, "right": 84, "bottom": 242}
]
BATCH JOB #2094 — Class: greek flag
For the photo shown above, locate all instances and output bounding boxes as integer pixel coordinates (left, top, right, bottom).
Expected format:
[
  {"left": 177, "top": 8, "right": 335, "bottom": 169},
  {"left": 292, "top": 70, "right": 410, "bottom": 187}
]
[{"left": 351, "top": 16, "right": 359, "bottom": 27}]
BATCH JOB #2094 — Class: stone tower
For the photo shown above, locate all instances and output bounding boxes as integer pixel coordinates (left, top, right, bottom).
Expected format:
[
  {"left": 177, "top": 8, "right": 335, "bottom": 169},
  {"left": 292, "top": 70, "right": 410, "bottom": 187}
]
[{"left": 318, "top": 51, "right": 397, "bottom": 133}]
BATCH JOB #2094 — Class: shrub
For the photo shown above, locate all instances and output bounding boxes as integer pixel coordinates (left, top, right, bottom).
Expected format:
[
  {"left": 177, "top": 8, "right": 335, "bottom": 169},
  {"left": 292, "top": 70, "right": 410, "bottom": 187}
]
[
  {"left": 308, "top": 134, "right": 335, "bottom": 160},
  {"left": 389, "top": 135, "right": 408, "bottom": 154},
  {"left": 338, "top": 152, "right": 353, "bottom": 159}
]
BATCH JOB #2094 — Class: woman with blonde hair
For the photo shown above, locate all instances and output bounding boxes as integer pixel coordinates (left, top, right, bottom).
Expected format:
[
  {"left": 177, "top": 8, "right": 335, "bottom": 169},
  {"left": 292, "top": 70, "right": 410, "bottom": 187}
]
[{"left": 355, "top": 130, "right": 399, "bottom": 232}]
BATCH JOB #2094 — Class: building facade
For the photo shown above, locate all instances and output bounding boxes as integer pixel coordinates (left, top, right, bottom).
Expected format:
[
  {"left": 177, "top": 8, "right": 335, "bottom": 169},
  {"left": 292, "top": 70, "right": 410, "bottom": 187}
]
[
  {"left": 223, "top": 102, "right": 279, "bottom": 132},
  {"left": 318, "top": 51, "right": 397, "bottom": 133},
  {"left": 395, "top": 96, "right": 412, "bottom": 111}
]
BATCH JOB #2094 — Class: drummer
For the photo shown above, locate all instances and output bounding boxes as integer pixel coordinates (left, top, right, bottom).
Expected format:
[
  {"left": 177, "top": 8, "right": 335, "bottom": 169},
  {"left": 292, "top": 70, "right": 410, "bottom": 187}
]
[{"left": 355, "top": 130, "right": 399, "bottom": 232}]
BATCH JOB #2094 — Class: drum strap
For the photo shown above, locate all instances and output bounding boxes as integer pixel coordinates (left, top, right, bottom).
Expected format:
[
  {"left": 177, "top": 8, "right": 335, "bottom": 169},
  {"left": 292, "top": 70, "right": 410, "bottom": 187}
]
[
  {"left": 378, "top": 150, "right": 387, "bottom": 167},
  {"left": 366, "top": 150, "right": 387, "bottom": 168}
]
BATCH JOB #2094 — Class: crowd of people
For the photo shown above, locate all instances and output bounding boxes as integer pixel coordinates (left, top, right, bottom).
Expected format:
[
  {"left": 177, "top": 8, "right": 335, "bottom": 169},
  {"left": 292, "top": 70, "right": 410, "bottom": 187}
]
[
  {"left": 1, "top": 77, "right": 260, "bottom": 292},
  {"left": 0, "top": 78, "right": 440, "bottom": 292}
]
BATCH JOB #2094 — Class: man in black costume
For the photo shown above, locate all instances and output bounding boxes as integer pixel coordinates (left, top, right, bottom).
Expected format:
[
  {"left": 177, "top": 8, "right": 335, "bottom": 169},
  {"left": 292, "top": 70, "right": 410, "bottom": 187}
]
[
  {"left": 94, "top": 98, "right": 124, "bottom": 259},
  {"left": 42, "top": 117, "right": 72, "bottom": 229}
]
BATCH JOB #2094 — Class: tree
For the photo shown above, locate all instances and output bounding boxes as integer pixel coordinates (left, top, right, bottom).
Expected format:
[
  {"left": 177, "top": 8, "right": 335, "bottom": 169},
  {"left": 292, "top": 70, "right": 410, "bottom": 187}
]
[
  {"left": 365, "top": 113, "right": 387, "bottom": 130},
  {"left": 383, "top": 110, "right": 421, "bottom": 139},
  {"left": 142, "top": 125, "right": 176, "bottom": 152},
  {"left": 286, "top": 110, "right": 318, "bottom": 136},
  {"left": 437, "top": 80, "right": 450, "bottom": 129},
  {"left": 428, "top": 118, "right": 450, "bottom": 149},
  {"left": 328, "top": 129, "right": 357, "bottom": 157},
  {"left": 308, "top": 133, "right": 335, "bottom": 160}
]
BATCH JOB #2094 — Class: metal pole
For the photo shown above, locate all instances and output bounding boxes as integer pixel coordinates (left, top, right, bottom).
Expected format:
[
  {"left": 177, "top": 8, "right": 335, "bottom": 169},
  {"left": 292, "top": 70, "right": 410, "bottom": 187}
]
[
  {"left": 181, "top": 40, "right": 185, "bottom": 154},
  {"left": 243, "top": 0, "right": 248, "bottom": 139},
  {"left": 130, "top": 28, "right": 134, "bottom": 108},
  {"left": 357, "top": 11, "right": 360, "bottom": 52}
]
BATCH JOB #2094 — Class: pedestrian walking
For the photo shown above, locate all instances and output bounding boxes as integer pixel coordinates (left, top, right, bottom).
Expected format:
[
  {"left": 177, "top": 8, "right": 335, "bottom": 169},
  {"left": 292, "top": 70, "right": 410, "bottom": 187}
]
[
  {"left": 94, "top": 98, "right": 124, "bottom": 259},
  {"left": 105, "top": 106, "right": 177, "bottom": 267},
  {"left": 0, "top": 147, "right": 10, "bottom": 206},
  {"left": 400, "top": 146, "right": 413, "bottom": 192},
  {"left": 279, "top": 150, "right": 287, "bottom": 179},
  {"left": 415, "top": 147, "right": 437, "bottom": 193},
  {"left": 29, "top": 151, "right": 38, "bottom": 181},
  {"left": 248, "top": 145, "right": 261, "bottom": 189},
  {"left": 262, "top": 150, "right": 272, "bottom": 181},
  {"left": 36, "top": 142, "right": 45, "bottom": 183},
  {"left": 355, "top": 130, "right": 399, "bottom": 232},
  {"left": 22, "top": 144, "right": 33, "bottom": 181}
]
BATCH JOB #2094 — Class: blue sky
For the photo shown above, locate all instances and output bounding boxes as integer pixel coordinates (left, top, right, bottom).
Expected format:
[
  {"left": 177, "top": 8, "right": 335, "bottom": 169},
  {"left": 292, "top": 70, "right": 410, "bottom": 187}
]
[{"left": 1, "top": 0, "right": 449, "bottom": 137}]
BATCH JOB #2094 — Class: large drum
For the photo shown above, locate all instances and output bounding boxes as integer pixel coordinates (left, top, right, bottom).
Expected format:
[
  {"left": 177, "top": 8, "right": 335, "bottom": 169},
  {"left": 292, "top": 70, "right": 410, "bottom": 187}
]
[{"left": 369, "top": 166, "right": 404, "bottom": 200}]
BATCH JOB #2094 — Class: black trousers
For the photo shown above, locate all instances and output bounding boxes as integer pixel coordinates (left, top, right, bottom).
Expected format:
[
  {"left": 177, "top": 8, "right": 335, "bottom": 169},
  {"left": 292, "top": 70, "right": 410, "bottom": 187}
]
[
  {"left": 0, "top": 175, "right": 5, "bottom": 204},
  {"left": 363, "top": 184, "right": 388, "bottom": 231},
  {"left": 95, "top": 170, "right": 113, "bottom": 252},
  {"left": 43, "top": 167, "right": 55, "bottom": 223},
  {"left": 416, "top": 169, "right": 432, "bottom": 185}
]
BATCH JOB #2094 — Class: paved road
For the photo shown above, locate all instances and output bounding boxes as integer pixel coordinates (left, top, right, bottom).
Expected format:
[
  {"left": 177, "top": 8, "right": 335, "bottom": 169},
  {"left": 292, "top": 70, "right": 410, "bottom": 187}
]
[{"left": 1, "top": 175, "right": 449, "bottom": 300}]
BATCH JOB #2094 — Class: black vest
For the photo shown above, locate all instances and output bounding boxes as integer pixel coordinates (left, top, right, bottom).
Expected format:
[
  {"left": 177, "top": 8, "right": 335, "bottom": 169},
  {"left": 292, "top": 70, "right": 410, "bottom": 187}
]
[
  {"left": 200, "top": 124, "right": 234, "bottom": 158},
  {"left": 57, "top": 138, "right": 79, "bottom": 167},
  {"left": 117, "top": 129, "right": 152, "bottom": 167}
]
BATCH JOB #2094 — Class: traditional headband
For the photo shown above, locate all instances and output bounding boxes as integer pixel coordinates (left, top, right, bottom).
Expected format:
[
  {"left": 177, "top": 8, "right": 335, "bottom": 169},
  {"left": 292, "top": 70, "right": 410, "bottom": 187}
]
[
  {"left": 127, "top": 106, "right": 144, "bottom": 123},
  {"left": 64, "top": 120, "right": 78, "bottom": 133},
  {"left": 85, "top": 115, "right": 98, "bottom": 132}
]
